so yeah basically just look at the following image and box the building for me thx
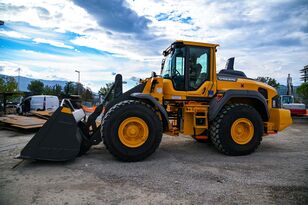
[300,65,308,82]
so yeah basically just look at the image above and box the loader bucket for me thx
[18,106,84,161]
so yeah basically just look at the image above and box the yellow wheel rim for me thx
[231,118,254,145]
[118,117,149,148]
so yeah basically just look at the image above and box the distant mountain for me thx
[0,74,68,92]
[277,85,287,95]
[277,84,299,97]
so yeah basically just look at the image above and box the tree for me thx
[43,84,62,96]
[0,76,18,92]
[98,83,113,97]
[63,81,77,96]
[52,84,62,96]
[297,83,308,104]
[257,77,280,89]
[27,80,44,95]
[82,88,93,101]
[43,85,53,95]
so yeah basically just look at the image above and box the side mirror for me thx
[160,58,165,74]
[151,71,157,77]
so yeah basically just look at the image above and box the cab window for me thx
[188,47,209,90]
[162,46,186,90]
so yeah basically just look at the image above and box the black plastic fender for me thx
[130,93,169,131]
[209,90,269,121]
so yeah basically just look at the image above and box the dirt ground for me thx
[0,118,307,205]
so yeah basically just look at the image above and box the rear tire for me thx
[101,100,162,162]
[210,104,263,155]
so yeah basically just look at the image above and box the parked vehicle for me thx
[5,102,18,114]
[280,95,306,115]
[17,95,59,114]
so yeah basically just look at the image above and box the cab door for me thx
[162,44,215,100]
[186,46,215,98]
[161,45,188,100]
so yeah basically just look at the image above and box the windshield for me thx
[281,96,294,104]
[161,47,185,78]
[160,46,186,90]
[161,54,172,78]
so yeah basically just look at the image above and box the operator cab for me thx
[161,41,216,91]
[280,95,294,104]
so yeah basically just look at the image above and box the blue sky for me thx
[0,0,307,92]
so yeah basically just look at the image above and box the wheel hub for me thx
[231,118,254,145]
[118,117,149,148]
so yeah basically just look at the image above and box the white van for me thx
[17,95,59,114]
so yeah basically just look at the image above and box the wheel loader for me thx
[18,40,292,162]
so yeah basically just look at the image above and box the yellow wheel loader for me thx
[18,40,292,162]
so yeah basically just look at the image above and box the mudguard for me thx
[209,90,269,121]
[130,93,169,130]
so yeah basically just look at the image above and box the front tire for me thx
[101,100,162,162]
[210,104,263,155]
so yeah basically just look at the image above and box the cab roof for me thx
[175,40,219,48]
[162,40,219,56]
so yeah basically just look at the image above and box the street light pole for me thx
[75,70,80,83]
[17,68,20,91]
[75,70,80,95]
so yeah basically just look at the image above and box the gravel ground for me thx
[0,118,307,205]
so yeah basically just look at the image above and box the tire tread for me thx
[101,100,162,161]
[210,103,263,155]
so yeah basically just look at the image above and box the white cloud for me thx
[0,30,30,39]
[0,49,161,91]
[0,0,307,89]
[1,0,97,34]
[33,38,74,49]
[126,0,308,85]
